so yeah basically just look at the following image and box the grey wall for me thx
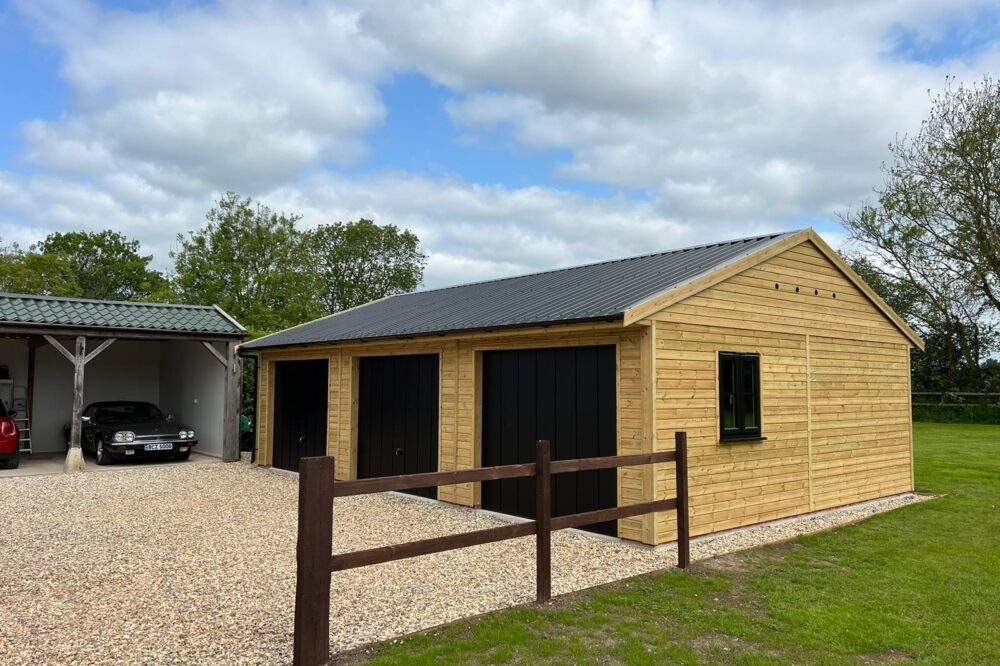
[0,339,29,408]
[159,340,226,457]
[32,340,162,453]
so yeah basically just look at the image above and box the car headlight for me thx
[113,431,135,443]
[178,431,188,439]
[186,430,195,439]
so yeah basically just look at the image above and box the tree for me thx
[34,230,168,301]
[842,76,1000,391]
[171,192,324,338]
[0,242,82,297]
[308,219,426,313]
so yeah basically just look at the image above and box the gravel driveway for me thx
[0,459,924,665]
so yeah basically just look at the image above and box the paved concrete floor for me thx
[0,450,220,478]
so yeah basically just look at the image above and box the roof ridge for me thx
[409,230,800,297]
[0,291,218,311]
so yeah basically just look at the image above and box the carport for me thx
[0,292,246,469]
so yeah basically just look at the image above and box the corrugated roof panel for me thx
[243,231,800,349]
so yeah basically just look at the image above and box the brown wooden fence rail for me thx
[292,431,691,666]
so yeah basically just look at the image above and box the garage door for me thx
[482,345,617,536]
[272,359,329,472]
[357,354,439,499]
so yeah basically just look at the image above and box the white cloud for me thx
[16,0,391,192]
[2,0,998,291]
[367,0,1000,222]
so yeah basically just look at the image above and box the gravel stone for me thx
[0,458,927,665]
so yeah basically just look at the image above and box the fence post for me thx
[535,439,552,603]
[294,456,335,666]
[674,432,690,569]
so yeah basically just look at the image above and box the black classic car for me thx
[70,401,197,465]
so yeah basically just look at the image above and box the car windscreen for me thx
[96,403,164,422]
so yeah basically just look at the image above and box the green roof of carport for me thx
[0,292,245,337]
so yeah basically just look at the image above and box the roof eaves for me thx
[241,312,625,352]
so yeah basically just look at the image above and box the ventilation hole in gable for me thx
[795,286,800,293]
[832,293,837,299]
[814,289,819,295]
[774,283,780,290]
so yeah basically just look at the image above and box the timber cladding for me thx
[649,241,914,541]
[254,238,916,546]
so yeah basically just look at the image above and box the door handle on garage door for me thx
[394,448,404,456]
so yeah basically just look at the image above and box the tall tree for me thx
[34,230,168,301]
[0,242,82,297]
[171,192,324,337]
[848,255,995,391]
[308,219,426,313]
[843,76,1000,391]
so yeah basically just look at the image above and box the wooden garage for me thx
[243,228,923,546]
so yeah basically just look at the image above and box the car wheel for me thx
[95,439,112,466]
[174,449,191,461]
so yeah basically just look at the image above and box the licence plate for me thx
[144,442,173,451]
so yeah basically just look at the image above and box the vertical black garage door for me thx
[272,359,329,473]
[357,354,439,499]
[482,345,617,535]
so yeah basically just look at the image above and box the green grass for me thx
[342,424,1000,665]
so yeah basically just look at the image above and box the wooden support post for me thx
[535,439,552,603]
[675,431,690,569]
[64,336,87,473]
[294,456,335,666]
[222,341,241,463]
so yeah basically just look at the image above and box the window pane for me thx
[720,355,736,394]
[743,392,757,428]
[742,358,756,394]
[720,355,737,430]
[722,394,736,429]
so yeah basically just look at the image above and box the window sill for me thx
[719,436,768,445]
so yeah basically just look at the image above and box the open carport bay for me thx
[0,338,228,457]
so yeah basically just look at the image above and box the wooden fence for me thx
[293,431,691,666]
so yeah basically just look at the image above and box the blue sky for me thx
[0,1,997,286]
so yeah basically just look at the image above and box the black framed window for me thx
[719,352,761,441]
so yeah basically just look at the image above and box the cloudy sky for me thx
[1,0,998,288]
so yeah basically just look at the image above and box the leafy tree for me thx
[171,192,324,338]
[842,76,1000,391]
[0,242,82,296]
[308,218,426,313]
[34,230,168,301]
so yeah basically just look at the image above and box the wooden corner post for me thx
[675,431,690,569]
[535,439,552,603]
[294,456,335,666]
[65,336,87,473]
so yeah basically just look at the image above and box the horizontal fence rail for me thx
[293,432,690,666]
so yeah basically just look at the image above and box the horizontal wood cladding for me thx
[652,323,810,540]
[810,339,912,509]
[650,240,914,543]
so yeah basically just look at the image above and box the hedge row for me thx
[913,404,1000,425]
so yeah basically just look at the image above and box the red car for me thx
[0,400,19,469]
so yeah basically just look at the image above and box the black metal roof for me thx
[243,230,800,350]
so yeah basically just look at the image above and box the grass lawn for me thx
[342,423,1000,665]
